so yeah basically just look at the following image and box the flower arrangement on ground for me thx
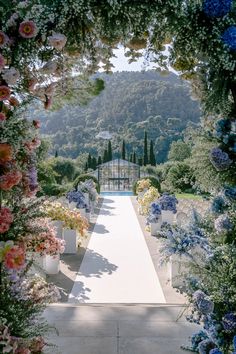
[137,186,160,215]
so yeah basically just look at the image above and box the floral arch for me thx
[0,0,236,353]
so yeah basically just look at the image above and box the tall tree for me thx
[103,149,108,163]
[97,155,102,165]
[107,140,112,161]
[122,140,126,160]
[138,157,143,166]
[149,140,156,166]
[133,151,136,164]
[87,153,92,169]
[92,156,97,170]
[55,150,58,158]
[143,130,148,166]
[129,153,133,162]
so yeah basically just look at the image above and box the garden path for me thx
[68,196,166,303]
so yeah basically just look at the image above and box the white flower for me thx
[2,67,20,85]
[48,33,67,50]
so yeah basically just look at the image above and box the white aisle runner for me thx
[68,196,166,303]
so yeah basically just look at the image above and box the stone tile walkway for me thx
[68,196,165,303]
[44,305,198,354]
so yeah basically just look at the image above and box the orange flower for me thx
[0,143,13,163]
[4,245,25,270]
[0,170,22,190]
[9,96,19,106]
[0,85,10,101]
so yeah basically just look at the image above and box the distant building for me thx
[94,158,140,191]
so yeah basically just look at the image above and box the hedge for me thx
[73,174,100,193]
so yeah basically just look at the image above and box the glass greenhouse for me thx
[97,159,140,191]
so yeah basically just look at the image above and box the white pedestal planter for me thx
[84,193,90,205]
[63,228,79,254]
[45,254,60,274]
[170,254,189,288]
[150,221,162,236]
[51,220,63,239]
[161,210,174,225]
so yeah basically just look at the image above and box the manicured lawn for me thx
[175,193,204,200]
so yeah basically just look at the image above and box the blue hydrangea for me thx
[214,214,233,232]
[198,339,216,354]
[222,26,236,51]
[222,313,236,332]
[150,202,162,215]
[197,298,214,315]
[193,290,207,302]
[211,196,226,213]
[224,186,236,201]
[191,331,209,351]
[209,147,232,171]
[66,190,88,209]
[203,0,232,18]
[209,349,223,354]
[233,335,236,350]
[146,213,161,224]
[157,193,178,213]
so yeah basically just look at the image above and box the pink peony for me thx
[0,207,13,233]
[0,112,6,121]
[0,31,8,48]
[0,85,11,101]
[0,170,22,191]
[0,54,5,71]
[48,32,67,50]
[19,20,38,39]
[4,245,25,270]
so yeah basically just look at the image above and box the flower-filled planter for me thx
[26,252,46,270]
[51,220,63,239]
[147,203,162,236]
[63,228,79,254]
[157,193,178,225]
[150,220,162,236]
[170,254,190,288]
[45,254,60,274]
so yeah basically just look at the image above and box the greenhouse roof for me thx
[98,158,139,167]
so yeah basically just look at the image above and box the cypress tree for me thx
[138,157,143,166]
[97,155,102,165]
[103,149,108,163]
[122,140,126,160]
[133,151,136,164]
[85,162,88,171]
[143,130,148,166]
[149,140,156,166]
[92,156,97,170]
[55,150,58,158]
[129,153,133,162]
[88,153,92,169]
[108,140,112,161]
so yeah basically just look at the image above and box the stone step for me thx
[44,305,198,354]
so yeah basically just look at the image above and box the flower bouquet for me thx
[157,193,178,224]
[138,187,160,215]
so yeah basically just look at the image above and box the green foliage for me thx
[122,140,126,160]
[49,157,77,184]
[133,177,161,195]
[161,161,194,193]
[38,71,200,162]
[168,139,191,161]
[149,140,156,166]
[73,174,100,193]
[108,140,112,161]
[38,183,72,197]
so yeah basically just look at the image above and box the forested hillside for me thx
[39,71,201,163]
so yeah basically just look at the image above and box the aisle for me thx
[68,196,166,303]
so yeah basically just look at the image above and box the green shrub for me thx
[133,176,161,195]
[38,183,72,197]
[73,174,100,193]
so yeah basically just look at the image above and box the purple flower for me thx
[209,147,232,171]
[66,190,88,209]
[190,331,209,351]
[203,0,232,17]
[28,166,38,191]
[214,214,232,232]
[193,290,207,302]
[150,202,162,215]
[222,26,236,51]
[222,312,236,332]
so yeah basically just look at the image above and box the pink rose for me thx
[19,20,38,39]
